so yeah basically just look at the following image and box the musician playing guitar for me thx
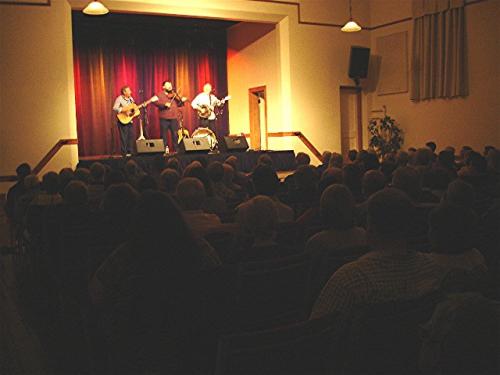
[113,85,136,156]
[191,83,230,135]
[152,81,187,153]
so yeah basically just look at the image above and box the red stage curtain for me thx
[73,14,229,157]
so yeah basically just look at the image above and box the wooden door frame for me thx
[249,86,268,150]
[339,85,363,151]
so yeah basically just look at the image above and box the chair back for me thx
[234,252,312,330]
[345,292,443,374]
[215,311,347,375]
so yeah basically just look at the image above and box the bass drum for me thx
[191,127,218,151]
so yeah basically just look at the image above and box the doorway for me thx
[339,86,363,156]
[249,86,268,150]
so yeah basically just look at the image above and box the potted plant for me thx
[368,106,404,158]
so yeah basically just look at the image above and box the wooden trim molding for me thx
[253,0,489,30]
[0,0,50,6]
[0,138,78,183]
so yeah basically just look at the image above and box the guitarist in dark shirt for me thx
[152,81,187,153]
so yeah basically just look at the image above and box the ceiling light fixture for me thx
[341,0,361,33]
[83,1,109,16]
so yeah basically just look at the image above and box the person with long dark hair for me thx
[90,191,216,373]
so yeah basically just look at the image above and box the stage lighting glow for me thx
[83,1,109,16]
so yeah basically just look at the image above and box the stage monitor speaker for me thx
[220,135,249,152]
[349,46,370,79]
[181,137,211,153]
[136,139,165,154]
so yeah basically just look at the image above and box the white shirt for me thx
[191,92,221,120]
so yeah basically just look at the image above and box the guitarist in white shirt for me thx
[191,83,229,135]
[112,85,135,156]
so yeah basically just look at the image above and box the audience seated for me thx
[235,195,281,262]
[310,188,444,319]
[3,143,499,375]
[158,168,180,195]
[306,184,366,257]
[89,191,217,373]
[251,164,294,223]
[176,177,222,237]
[427,203,487,285]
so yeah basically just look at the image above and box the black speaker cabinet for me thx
[136,139,165,154]
[220,135,249,152]
[349,46,370,79]
[181,137,211,153]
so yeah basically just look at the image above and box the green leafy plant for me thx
[368,110,404,158]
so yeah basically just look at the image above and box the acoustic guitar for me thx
[197,95,231,119]
[117,95,158,125]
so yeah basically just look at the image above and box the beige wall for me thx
[367,0,500,150]
[0,0,78,193]
[1,0,497,193]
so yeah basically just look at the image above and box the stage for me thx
[78,150,296,174]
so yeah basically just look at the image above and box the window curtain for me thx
[411,0,468,101]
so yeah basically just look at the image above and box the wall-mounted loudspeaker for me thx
[220,136,249,152]
[136,139,165,154]
[181,137,211,153]
[349,46,370,85]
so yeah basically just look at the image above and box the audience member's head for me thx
[362,169,386,199]
[257,154,273,168]
[426,141,437,153]
[224,155,239,171]
[237,195,277,240]
[444,179,474,209]
[101,183,138,217]
[438,150,456,170]
[320,184,356,230]
[380,159,398,182]
[321,151,332,166]
[328,152,343,169]
[464,151,487,175]
[251,164,279,197]
[130,191,201,271]
[176,177,206,211]
[428,203,478,254]
[414,148,434,167]
[222,163,236,187]
[64,180,88,207]
[41,172,60,195]
[165,157,181,174]
[396,150,410,167]
[104,168,126,188]
[422,167,451,192]
[74,167,91,184]
[295,152,311,168]
[59,168,74,192]
[24,174,40,191]
[125,159,141,177]
[15,163,31,180]
[159,168,180,194]
[348,149,358,163]
[90,162,106,185]
[392,166,421,201]
[183,162,213,196]
[194,156,208,169]
[367,188,413,243]
[486,148,500,174]
[207,161,225,183]
[364,152,380,171]
[321,167,343,184]
[137,174,158,192]
[343,164,363,198]
[294,165,318,190]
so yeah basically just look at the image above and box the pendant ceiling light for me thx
[341,0,361,32]
[83,1,109,16]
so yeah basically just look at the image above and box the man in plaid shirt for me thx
[311,188,444,319]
